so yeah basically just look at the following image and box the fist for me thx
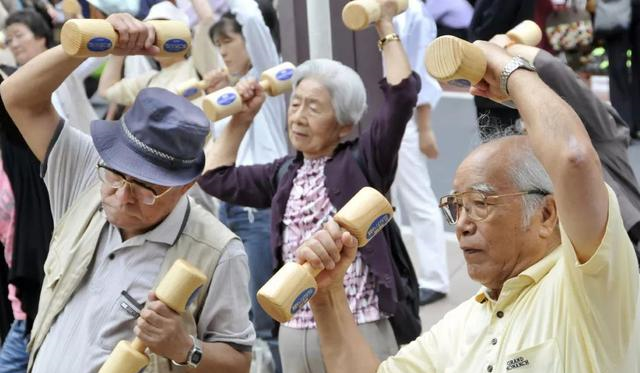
[469,40,514,102]
[105,13,158,56]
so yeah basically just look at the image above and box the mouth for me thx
[461,247,483,257]
[291,130,308,138]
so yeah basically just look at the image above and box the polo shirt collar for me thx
[145,195,190,246]
[474,247,561,304]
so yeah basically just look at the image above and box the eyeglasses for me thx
[439,190,548,225]
[96,163,173,206]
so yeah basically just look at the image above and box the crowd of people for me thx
[0,0,637,373]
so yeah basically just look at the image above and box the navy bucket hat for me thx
[90,87,209,187]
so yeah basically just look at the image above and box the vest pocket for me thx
[502,339,562,373]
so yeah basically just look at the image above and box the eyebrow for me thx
[451,183,496,195]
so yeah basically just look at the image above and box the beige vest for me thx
[28,183,237,372]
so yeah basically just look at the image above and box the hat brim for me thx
[90,119,205,187]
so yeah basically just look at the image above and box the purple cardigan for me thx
[198,73,420,315]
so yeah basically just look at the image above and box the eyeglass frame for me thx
[438,189,549,225]
[96,162,173,206]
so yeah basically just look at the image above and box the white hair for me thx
[481,130,554,226]
[292,59,367,126]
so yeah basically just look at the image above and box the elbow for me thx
[0,78,16,108]
[561,140,600,174]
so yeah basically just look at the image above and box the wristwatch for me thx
[172,335,203,368]
[500,56,536,96]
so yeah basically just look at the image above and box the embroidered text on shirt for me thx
[506,356,530,370]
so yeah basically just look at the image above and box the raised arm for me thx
[228,0,279,75]
[1,13,158,162]
[0,46,82,161]
[97,55,126,98]
[472,41,607,262]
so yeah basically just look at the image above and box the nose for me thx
[455,207,476,238]
[114,183,136,204]
[289,105,305,124]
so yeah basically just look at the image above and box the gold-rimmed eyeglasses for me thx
[96,163,173,206]
[439,190,548,225]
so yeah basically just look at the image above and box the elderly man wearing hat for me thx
[0,12,254,373]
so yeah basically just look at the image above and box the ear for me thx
[338,124,353,139]
[538,195,558,239]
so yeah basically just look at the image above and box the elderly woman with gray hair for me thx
[198,6,418,372]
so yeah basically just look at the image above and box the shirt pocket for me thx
[97,289,146,351]
[501,339,563,373]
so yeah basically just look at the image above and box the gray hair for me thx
[292,59,367,126]
[482,130,554,226]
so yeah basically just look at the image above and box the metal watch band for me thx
[499,56,536,96]
[171,335,203,368]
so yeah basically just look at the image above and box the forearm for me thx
[416,104,432,133]
[0,45,83,160]
[376,20,411,85]
[204,117,250,172]
[509,70,607,258]
[310,289,381,373]
[190,342,251,373]
[1,46,83,112]
[191,0,215,22]
[98,55,125,98]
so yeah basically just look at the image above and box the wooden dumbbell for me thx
[202,62,295,121]
[174,78,209,100]
[257,187,393,323]
[61,19,191,58]
[98,259,207,373]
[424,20,542,85]
[342,0,408,31]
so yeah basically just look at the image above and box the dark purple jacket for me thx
[198,73,420,315]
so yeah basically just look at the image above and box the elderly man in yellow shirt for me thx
[292,41,640,373]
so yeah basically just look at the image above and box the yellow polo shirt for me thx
[379,185,640,373]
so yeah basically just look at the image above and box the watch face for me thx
[191,350,203,365]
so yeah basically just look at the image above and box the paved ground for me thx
[404,93,640,332]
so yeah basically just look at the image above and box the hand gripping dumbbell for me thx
[98,259,207,373]
[424,20,541,85]
[201,62,295,121]
[342,0,408,31]
[60,19,191,58]
[257,187,394,323]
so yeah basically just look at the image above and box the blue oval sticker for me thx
[366,213,391,240]
[163,38,188,53]
[182,87,199,97]
[275,68,294,81]
[217,92,237,106]
[290,287,316,314]
[86,37,112,52]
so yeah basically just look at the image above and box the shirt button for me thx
[487,365,493,372]
[108,253,115,260]
[491,338,498,345]
[496,311,504,318]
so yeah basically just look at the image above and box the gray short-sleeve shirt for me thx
[32,123,255,373]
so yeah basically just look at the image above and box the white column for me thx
[305,0,333,59]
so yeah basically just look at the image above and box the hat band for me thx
[120,118,198,165]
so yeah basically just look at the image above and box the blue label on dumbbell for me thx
[217,92,237,106]
[163,38,188,53]
[275,68,294,81]
[186,285,203,308]
[290,287,316,314]
[183,87,199,97]
[448,79,471,88]
[366,213,391,240]
[86,37,112,52]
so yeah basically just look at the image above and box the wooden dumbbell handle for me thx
[425,20,541,84]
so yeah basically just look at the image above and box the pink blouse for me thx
[281,157,382,329]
